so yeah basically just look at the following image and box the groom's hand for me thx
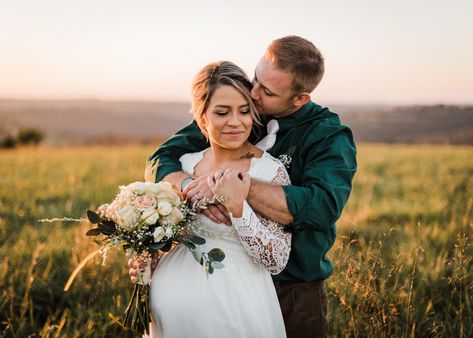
[183,175,231,225]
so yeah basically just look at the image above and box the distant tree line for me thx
[0,128,44,148]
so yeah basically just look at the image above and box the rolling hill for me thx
[1,99,472,145]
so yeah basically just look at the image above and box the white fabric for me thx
[255,119,279,151]
[146,149,291,338]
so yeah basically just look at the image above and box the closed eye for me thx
[263,90,275,97]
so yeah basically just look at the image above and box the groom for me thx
[149,36,357,337]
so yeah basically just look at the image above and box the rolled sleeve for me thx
[147,121,208,182]
[283,128,357,232]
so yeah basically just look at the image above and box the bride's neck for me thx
[207,141,253,168]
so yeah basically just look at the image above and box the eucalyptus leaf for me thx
[149,242,168,251]
[87,210,101,224]
[161,241,173,252]
[99,220,116,235]
[85,228,101,236]
[208,248,225,262]
[191,235,206,245]
[181,241,196,250]
[191,250,203,264]
[210,261,225,269]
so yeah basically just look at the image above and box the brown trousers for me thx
[274,280,328,338]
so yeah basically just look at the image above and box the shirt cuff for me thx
[281,185,306,231]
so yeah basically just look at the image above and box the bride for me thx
[145,61,291,338]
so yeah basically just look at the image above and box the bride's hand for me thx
[208,169,250,218]
[128,254,160,283]
[182,174,231,225]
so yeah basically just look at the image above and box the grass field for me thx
[1,144,472,337]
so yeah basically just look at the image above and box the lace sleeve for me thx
[230,166,291,274]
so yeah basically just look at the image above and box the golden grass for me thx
[0,144,472,337]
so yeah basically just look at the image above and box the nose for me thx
[250,83,260,100]
[227,111,242,127]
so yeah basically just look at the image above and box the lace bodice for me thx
[180,150,292,274]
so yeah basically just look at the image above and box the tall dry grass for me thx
[0,144,472,337]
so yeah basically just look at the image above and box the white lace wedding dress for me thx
[146,149,291,338]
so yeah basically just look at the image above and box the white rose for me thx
[159,192,180,205]
[157,201,173,216]
[160,208,184,226]
[134,192,157,211]
[153,227,165,242]
[142,208,160,225]
[165,226,174,238]
[118,205,139,231]
[127,182,148,195]
[145,182,161,194]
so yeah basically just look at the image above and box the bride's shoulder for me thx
[179,149,208,174]
[250,152,288,182]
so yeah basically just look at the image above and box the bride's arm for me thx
[229,166,292,274]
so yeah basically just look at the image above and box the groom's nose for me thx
[250,83,260,101]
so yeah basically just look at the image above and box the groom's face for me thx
[251,55,297,118]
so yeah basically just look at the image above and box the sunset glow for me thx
[1,0,472,104]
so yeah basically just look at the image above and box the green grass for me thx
[1,144,472,337]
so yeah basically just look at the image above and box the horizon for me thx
[1,1,472,105]
[1,97,472,107]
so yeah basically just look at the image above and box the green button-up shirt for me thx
[149,101,357,282]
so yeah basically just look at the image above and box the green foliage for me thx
[0,135,17,148]
[0,144,472,337]
[17,128,44,146]
[0,128,45,149]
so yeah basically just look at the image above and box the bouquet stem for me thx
[124,284,151,334]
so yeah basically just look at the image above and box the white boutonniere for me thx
[278,154,292,169]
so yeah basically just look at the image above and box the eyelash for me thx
[215,110,250,116]
[253,78,274,97]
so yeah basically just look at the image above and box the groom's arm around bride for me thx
[147,36,357,338]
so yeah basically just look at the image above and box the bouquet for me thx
[54,181,225,334]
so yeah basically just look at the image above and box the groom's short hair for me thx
[266,35,325,95]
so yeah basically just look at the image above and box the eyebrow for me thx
[213,103,250,109]
[254,73,278,96]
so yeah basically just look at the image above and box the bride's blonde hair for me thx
[190,61,260,139]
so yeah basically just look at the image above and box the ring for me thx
[194,192,201,200]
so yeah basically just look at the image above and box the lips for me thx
[222,131,245,138]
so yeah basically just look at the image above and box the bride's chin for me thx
[215,142,245,151]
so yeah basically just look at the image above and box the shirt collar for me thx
[274,101,316,133]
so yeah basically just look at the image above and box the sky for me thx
[1,0,472,105]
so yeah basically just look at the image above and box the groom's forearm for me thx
[247,179,294,225]
[162,172,190,191]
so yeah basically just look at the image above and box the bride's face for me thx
[202,85,253,150]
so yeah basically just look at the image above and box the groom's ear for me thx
[292,92,311,108]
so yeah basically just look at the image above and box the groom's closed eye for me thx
[253,74,276,97]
